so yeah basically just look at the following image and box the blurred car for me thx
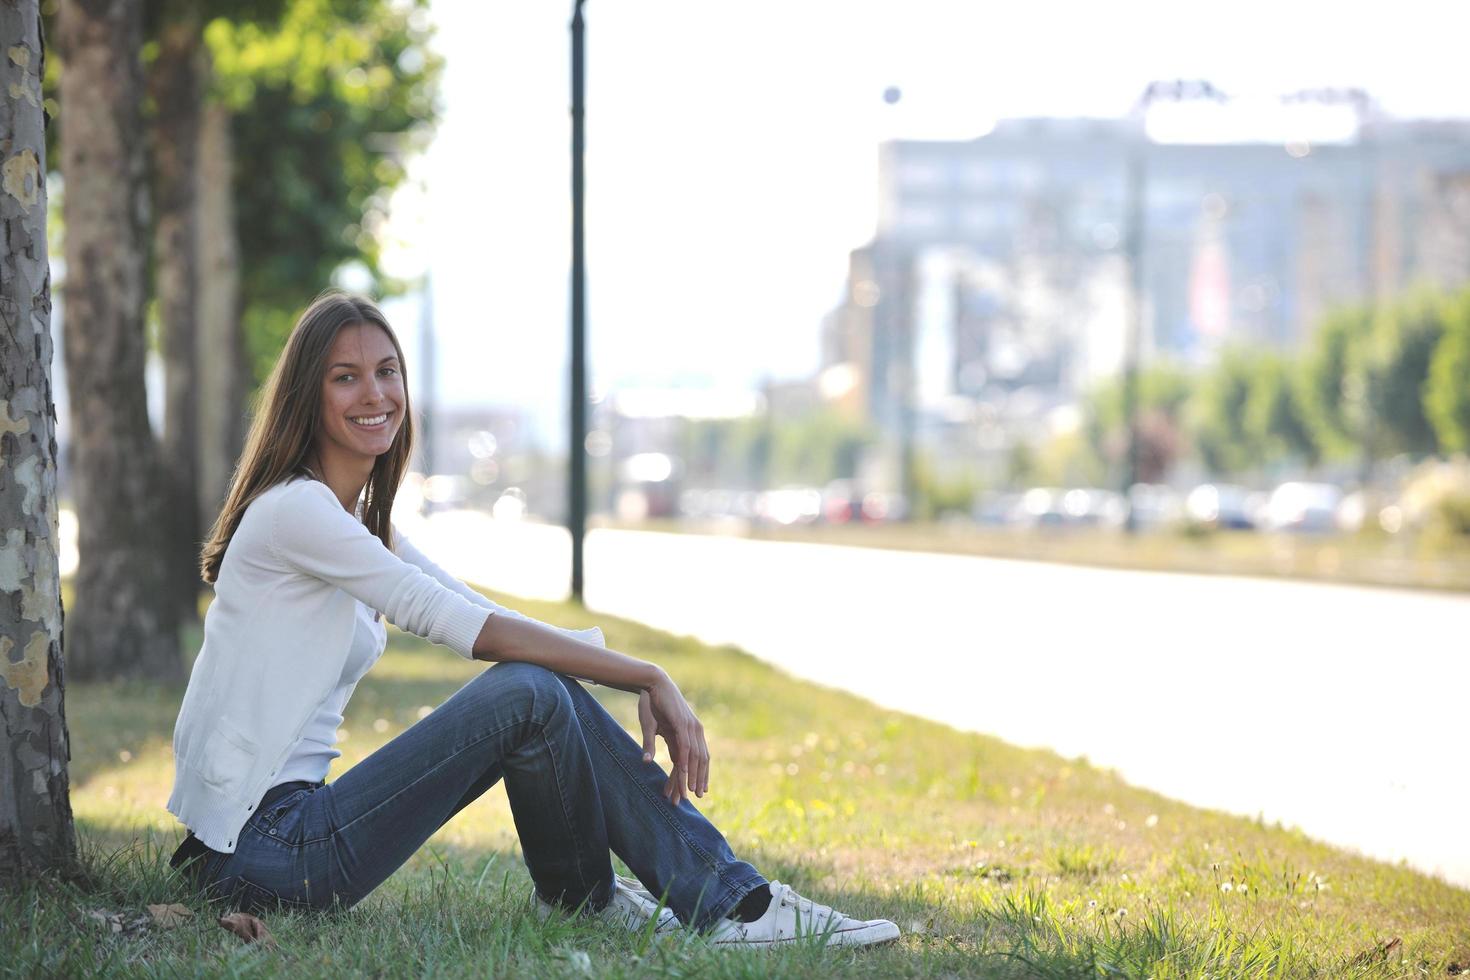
[973,491,1023,526]
[756,487,823,526]
[821,480,865,524]
[1014,487,1124,528]
[1261,481,1343,533]
[1185,483,1258,530]
[1126,483,1184,530]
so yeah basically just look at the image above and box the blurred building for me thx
[823,114,1470,457]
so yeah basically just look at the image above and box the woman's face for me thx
[315,322,406,466]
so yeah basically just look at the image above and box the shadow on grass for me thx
[11,821,1405,980]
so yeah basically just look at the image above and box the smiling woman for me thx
[315,324,407,501]
[171,290,899,948]
[198,292,416,582]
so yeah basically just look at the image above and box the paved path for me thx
[402,511,1470,888]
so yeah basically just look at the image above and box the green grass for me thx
[8,593,1469,978]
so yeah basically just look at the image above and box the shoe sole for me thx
[534,892,681,934]
[713,920,901,948]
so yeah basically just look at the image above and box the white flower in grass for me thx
[1238,883,1248,894]
[552,948,592,975]
[1144,814,1159,828]
[1220,882,1233,893]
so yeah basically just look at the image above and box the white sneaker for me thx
[708,881,900,948]
[533,874,681,934]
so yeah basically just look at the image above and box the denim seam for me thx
[570,695,752,924]
[536,720,598,907]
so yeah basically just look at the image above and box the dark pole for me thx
[418,272,436,478]
[1121,104,1146,532]
[569,0,588,601]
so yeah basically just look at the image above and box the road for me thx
[401,510,1470,888]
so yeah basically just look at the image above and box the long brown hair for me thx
[200,290,414,584]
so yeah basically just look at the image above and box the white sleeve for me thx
[268,482,489,658]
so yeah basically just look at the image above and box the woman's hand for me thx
[638,670,709,806]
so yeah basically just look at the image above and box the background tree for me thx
[1189,348,1259,478]
[194,94,248,524]
[1083,363,1191,485]
[1299,304,1373,460]
[768,408,873,486]
[1244,352,1319,469]
[1361,290,1446,459]
[1,0,76,880]
[58,0,179,680]
[1425,288,1470,453]
[205,0,441,383]
[147,0,209,620]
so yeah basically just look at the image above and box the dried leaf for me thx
[86,909,123,933]
[1352,936,1403,965]
[147,903,194,929]
[218,911,276,948]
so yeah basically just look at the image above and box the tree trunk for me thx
[195,98,247,530]
[148,12,204,620]
[58,0,179,682]
[0,0,77,882]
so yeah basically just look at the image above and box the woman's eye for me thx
[378,367,398,378]
[334,374,354,383]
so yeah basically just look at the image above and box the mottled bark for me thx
[58,0,179,681]
[0,0,77,882]
[195,98,246,531]
[148,12,203,618]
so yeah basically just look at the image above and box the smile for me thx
[350,413,391,427]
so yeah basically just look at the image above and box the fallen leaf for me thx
[148,903,194,929]
[1352,936,1403,965]
[86,909,123,933]
[218,911,276,949]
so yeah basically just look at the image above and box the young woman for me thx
[167,291,899,947]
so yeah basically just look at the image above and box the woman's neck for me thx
[310,446,374,513]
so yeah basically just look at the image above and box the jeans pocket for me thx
[249,788,312,841]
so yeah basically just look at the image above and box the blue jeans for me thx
[193,662,766,931]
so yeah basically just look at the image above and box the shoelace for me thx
[614,880,679,931]
[771,881,842,928]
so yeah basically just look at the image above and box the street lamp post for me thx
[1120,79,1227,532]
[1121,106,1146,532]
[569,0,588,601]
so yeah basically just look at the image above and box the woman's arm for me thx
[472,613,654,690]
[473,614,711,803]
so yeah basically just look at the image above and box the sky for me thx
[379,0,1469,449]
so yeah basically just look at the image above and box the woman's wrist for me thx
[641,663,668,692]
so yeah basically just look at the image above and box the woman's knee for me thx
[480,661,572,719]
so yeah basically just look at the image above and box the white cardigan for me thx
[166,477,604,852]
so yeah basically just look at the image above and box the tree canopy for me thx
[205,0,441,380]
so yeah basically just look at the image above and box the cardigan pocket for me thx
[198,719,258,795]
